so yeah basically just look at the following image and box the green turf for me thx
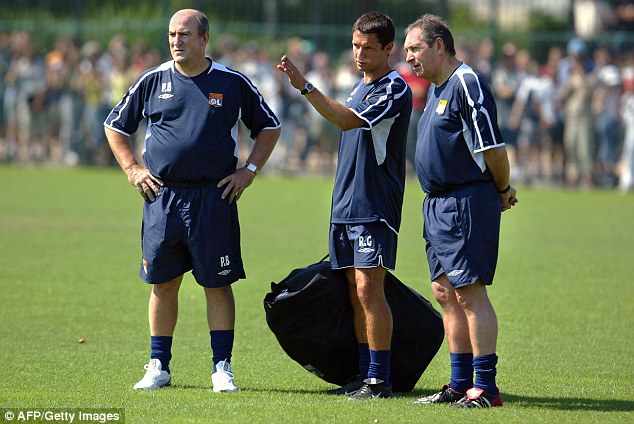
[1,165,633,423]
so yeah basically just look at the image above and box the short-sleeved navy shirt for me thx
[416,63,504,195]
[104,59,280,183]
[331,70,412,233]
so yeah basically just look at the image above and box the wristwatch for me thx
[497,184,511,194]
[300,82,314,95]
[244,162,258,175]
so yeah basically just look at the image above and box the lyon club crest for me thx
[209,93,223,107]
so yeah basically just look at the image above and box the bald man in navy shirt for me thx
[105,9,280,392]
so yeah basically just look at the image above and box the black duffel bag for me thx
[263,258,444,392]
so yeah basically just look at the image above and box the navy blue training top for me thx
[104,59,280,183]
[331,70,412,233]
[416,63,504,195]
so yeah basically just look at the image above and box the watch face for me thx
[301,83,314,95]
[246,163,257,173]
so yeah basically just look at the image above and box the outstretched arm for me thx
[277,55,365,131]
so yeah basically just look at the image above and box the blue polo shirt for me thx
[331,70,412,233]
[416,63,504,195]
[104,59,280,183]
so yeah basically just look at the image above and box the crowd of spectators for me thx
[490,37,634,191]
[1,30,633,192]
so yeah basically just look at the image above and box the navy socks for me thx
[449,352,498,395]
[449,352,473,393]
[358,343,370,380]
[474,353,498,396]
[150,336,173,373]
[210,329,234,367]
[150,331,236,373]
[367,349,391,386]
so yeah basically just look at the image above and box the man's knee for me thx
[455,281,488,311]
[430,278,455,306]
[204,285,234,302]
[355,281,378,305]
[347,272,384,308]
[152,276,182,297]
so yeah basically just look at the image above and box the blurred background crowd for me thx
[1,0,634,192]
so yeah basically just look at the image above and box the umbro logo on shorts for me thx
[158,93,174,99]
[218,269,231,276]
[447,269,464,277]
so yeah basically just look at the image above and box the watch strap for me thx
[244,162,258,175]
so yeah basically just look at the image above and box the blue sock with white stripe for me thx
[150,336,173,373]
[474,353,498,396]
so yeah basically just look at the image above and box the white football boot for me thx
[211,360,238,393]
[133,359,171,390]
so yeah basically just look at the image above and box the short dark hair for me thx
[195,10,209,36]
[352,11,395,49]
[405,14,455,57]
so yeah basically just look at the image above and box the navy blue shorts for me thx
[423,182,501,288]
[140,182,245,288]
[329,222,398,270]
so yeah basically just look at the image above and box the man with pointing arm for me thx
[278,11,412,399]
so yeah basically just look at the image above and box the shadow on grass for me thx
[407,389,634,412]
[166,385,634,412]
[503,394,634,412]
[169,384,322,395]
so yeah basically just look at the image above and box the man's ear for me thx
[385,41,394,56]
[434,37,444,53]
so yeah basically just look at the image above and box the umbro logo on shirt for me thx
[159,82,173,99]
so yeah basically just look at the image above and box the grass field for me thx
[1,165,633,424]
